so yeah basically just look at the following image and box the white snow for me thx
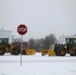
[0,53,76,75]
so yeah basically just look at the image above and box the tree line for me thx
[12,34,58,52]
[27,34,58,52]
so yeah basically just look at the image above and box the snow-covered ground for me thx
[0,53,76,75]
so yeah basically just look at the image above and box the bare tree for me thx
[42,34,57,50]
[43,36,50,49]
[27,34,58,52]
[39,38,46,50]
[34,39,41,52]
[41,35,51,50]
[27,38,35,49]
[49,34,57,44]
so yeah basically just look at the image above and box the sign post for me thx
[17,24,27,66]
[20,35,23,66]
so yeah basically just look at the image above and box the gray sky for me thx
[0,0,76,41]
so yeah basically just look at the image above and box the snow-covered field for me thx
[0,53,76,75]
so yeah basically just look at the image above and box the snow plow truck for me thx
[0,38,36,55]
[42,38,76,56]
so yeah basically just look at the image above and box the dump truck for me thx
[42,38,76,56]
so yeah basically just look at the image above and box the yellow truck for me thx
[0,38,36,55]
[41,38,76,56]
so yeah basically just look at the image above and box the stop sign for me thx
[17,24,27,35]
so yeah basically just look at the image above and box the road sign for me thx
[17,24,27,66]
[17,24,27,35]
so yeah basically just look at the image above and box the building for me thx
[0,29,12,44]
[59,34,76,44]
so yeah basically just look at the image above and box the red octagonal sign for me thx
[17,24,27,35]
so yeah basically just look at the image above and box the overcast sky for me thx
[0,0,76,41]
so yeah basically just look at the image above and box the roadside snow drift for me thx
[0,53,76,75]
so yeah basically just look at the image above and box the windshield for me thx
[0,38,9,44]
[66,38,76,44]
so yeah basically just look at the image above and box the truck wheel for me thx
[54,49,59,56]
[22,50,26,55]
[70,50,76,56]
[10,51,14,55]
[42,54,45,56]
[13,47,20,55]
[0,48,5,55]
[74,50,76,56]
[70,53,74,56]
[49,54,51,56]
[58,49,66,56]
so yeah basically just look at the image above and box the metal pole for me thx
[20,35,23,66]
